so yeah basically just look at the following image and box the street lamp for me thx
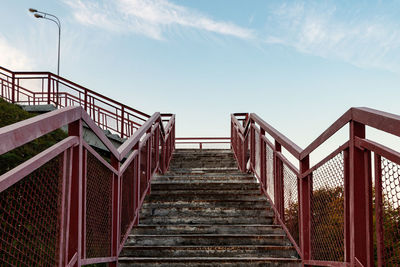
[29,8,61,77]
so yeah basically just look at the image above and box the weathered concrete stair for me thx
[119,149,300,266]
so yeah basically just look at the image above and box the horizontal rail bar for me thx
[176,137,230,140]
[250,113,302,159]
[300,141,349,179]
[0,136,78,192]
[0,106,81,154]
[355,137,400,165]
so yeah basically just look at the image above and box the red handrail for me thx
[0,66,154,138]
[0,105,175,266]
[176,137,230,149]
[231,107,400,267]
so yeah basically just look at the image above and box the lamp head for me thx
[34,13,43,18]
[29,8,38,13]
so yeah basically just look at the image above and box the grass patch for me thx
[0,98,67,175]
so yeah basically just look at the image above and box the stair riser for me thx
[142,200,270,208]
[132,226,284,235]
[139,217,273,225]
[140,208,273,217]
[120,247,298,258]
[151,184,260,190]
[149,190,262,196]
[119,261,300,267]
[146,195,268,202]
[126,236,290,246]
[167,169,241,174]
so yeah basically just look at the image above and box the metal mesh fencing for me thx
[0,154,64,266]
[120,158,137,244]
[85,151,113,258]
[380,157,400,265]
[311,152,345,262]
[140,143,149,197]
[266,144,275,203]
[283,164,299,246]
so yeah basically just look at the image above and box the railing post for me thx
[47,73,51,104]
[374,154,384,267]
[146,129,152,195]
[67,119,83,266]
[343,148,351,262]
[260,128,266,193]
[349,121,373,267]
[11,72,15,103]
[250,120,255,171]
[242,133,248,172]
[110,155,120,267]
[134,143,141,224]
[274,141,284,219]
[299,155,311,261]
[84,90,88,112]
[121,106,125,139]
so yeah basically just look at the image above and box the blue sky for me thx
[1,0,400,158]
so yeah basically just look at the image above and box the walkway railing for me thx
[176,137,230,149]
[231,108,400,267]
[0,66,150,138]
[0,106,175,266]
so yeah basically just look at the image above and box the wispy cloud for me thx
[264,2,400,73]
[0,35,33,70]
[64,0,255,40]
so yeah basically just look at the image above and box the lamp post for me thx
[29,8,61,77]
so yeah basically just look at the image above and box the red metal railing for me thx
[231,108,400,267]
[0,106,175,266]
[0,66,151,138]
[176,137,230,149]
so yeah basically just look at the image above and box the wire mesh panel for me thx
[266,144,275,203]
[140,142,149,198]
[0,154,64,266]
[85,151,113,258]
[283,164,299,246]
[380,157,400,265]
[120,158,137,244]
[311,152,345,261]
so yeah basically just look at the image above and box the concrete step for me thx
[169,162,238,169]
[131,225,284,235]
[118,257,301,267]
[151,182,260,190]
[141,200,270,209]
[167,168,240,174]
[125,234,291,246]
[139,206,273,217]
[146,193,268,202]
[120,245,298,258]
[149,189,262,196]
[153,174,254,180]
[139,215,273,225]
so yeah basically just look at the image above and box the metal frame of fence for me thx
[0,106,175,266]
[0,66,151,138]
[231,108,400,267]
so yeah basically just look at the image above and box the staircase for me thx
[119,149,300,266]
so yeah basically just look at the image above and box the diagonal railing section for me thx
[0,66,151,138]
[0,106,175,266]
[231,108,400,267]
